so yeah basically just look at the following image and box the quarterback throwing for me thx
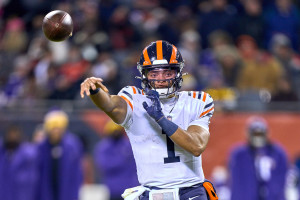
[80,40,218,200]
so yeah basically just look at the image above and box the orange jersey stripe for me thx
[131,86,137,94]
[200,107,214,117]
[156,40,163,60]
[202,92,207,102]
[121,96,133,111]
[143,48,151,65]
[169,45,178,64]
[193,91,196,98]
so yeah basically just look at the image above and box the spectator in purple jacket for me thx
[36,109,83,200]
[228,116,288,200]
[93,120,139,200]
[0,125,39,200]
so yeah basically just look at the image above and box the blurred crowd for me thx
[1,0,300,111]
[2,109,300,200]
[0,109,139,200]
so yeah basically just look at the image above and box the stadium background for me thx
[1,0,300,199]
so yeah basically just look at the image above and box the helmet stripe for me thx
[156,40,163,60]
[170,45,178,64]
[143,48,151,65]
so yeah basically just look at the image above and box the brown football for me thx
[42,10,73,42]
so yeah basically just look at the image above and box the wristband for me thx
[89,88,100,95]
[157,117,179,137]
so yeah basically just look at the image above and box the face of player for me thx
[147,68,177,88]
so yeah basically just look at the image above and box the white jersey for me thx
[118,86,214,188]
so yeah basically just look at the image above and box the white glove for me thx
[121,186,147,200]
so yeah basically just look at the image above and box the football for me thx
[42,10,73,42]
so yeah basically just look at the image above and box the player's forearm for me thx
[80,77,127,124]
[90,89,116,113]
[170,127,209,157]
[157,117,209,157]
[90,90,127,124]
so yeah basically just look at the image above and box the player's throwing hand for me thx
[80,77,109,98]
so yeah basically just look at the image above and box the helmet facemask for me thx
[138,64,184,98]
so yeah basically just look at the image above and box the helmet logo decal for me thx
[170,45,178,64]
[156,40,163,60]
[143,48,151,65]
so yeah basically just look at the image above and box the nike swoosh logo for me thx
[189,195,200,200]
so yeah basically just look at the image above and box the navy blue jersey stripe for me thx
[188,91,191,96]
[137,89,141,94]
[206,113,213,117]
[201,113,213,118]
[198,92,202,99]
[204,102,213,109]
[122,91,133,100]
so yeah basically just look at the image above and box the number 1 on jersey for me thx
[162,130,180,164]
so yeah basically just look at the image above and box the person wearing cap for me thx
[93,120,139,200]
[0,125,39,200]
[228,116,288,200]
[36,110,83,200]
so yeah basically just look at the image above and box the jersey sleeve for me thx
[189,92,214,132]
[117,86,135,127]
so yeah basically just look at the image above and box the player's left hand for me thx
[142,90,164,121]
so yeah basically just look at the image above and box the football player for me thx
[80,40,218,200]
